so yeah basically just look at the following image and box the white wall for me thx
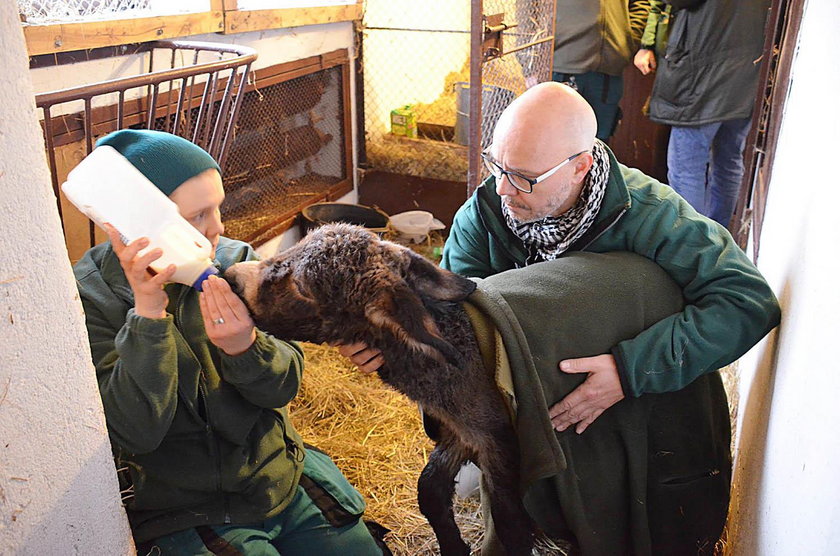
[0,4,134,554]
[728,1,840,554]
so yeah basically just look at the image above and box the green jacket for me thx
[640,0,670,56]
[441,145,780,397]
[74,237,308,543]
[553,0,651,76]
[645,0,770,125]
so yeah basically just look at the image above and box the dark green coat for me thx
[647,0,770,125]
[74,237,309,542]
[441,144,780,397]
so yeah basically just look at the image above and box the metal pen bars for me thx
[35,40,256,248]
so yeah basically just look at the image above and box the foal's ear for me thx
[366,283,466,369]
[403,249,476,302]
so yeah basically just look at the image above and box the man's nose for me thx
[495,174,520,196]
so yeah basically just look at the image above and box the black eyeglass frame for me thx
[481,150,589,194]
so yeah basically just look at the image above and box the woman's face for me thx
[169,169,225,259]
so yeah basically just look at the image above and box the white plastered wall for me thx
[0,4,134,554]
[727,1,840,554]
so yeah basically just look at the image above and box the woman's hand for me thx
[104,223,175,319]
[200,274,257,356]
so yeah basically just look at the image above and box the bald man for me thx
[436,82,780,553]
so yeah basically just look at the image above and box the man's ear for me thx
[572,152,594,185]
[403,249,476,302]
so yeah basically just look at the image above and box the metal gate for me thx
[359,0,554,193]
[468,0,556,193]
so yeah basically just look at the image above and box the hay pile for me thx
[289,343,569,555]
[288,342,484,554]
[365,135,468,182]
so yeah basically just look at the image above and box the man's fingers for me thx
[548,385,586,419]
[575,408,604,434]
[337,342,367,358]
[357,354,385,374]
[559,357,593,374]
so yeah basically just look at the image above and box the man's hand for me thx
[634,49,657,75]
[200,274,257,356]
[336,342,385,374]
[548,354,625,434]
[104,223,175,320]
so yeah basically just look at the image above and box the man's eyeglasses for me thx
[481,150,588,194]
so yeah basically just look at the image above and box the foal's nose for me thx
[224,261,259,298]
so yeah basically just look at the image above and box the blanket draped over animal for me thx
[462,252,731,555]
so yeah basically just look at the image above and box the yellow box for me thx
[390,105,417,138]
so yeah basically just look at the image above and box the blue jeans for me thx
[667,118,752,227]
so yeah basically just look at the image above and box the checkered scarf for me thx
[502,140,610,263]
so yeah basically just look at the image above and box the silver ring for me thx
[213,318,225,325]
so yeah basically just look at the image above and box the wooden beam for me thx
[223,4,362,34]
[23,12,224,56]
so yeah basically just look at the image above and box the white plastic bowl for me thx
[389,210,446,243]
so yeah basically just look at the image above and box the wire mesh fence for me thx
[360,0,554,185]
[221,66,349,245]
[34,41,255,261]
[17,0,205,23]
[361,0,471,182]
[479,0,555,160]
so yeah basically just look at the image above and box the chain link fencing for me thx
[478,0,555,181]
[361,0,472,182]
[18,0,205,24]
[220,66,349,245]
[360,0,554,185]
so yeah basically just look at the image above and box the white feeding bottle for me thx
[62,145,219,290]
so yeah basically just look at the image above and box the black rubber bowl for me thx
[300,202,390,235]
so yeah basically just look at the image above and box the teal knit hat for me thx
[95,129,221,195]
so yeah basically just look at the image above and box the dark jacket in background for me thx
[648,0,770,125]
[553,0,651,76]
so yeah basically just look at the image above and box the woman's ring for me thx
[214,318,225,325]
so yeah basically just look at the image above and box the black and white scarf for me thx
[502,140,610,263]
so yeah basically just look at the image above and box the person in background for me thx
[552,0,652,141]
[74,129,383,556]
[634,0,771,227]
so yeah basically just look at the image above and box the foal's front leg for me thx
[473,416,535,556]
[417,428,471,556]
